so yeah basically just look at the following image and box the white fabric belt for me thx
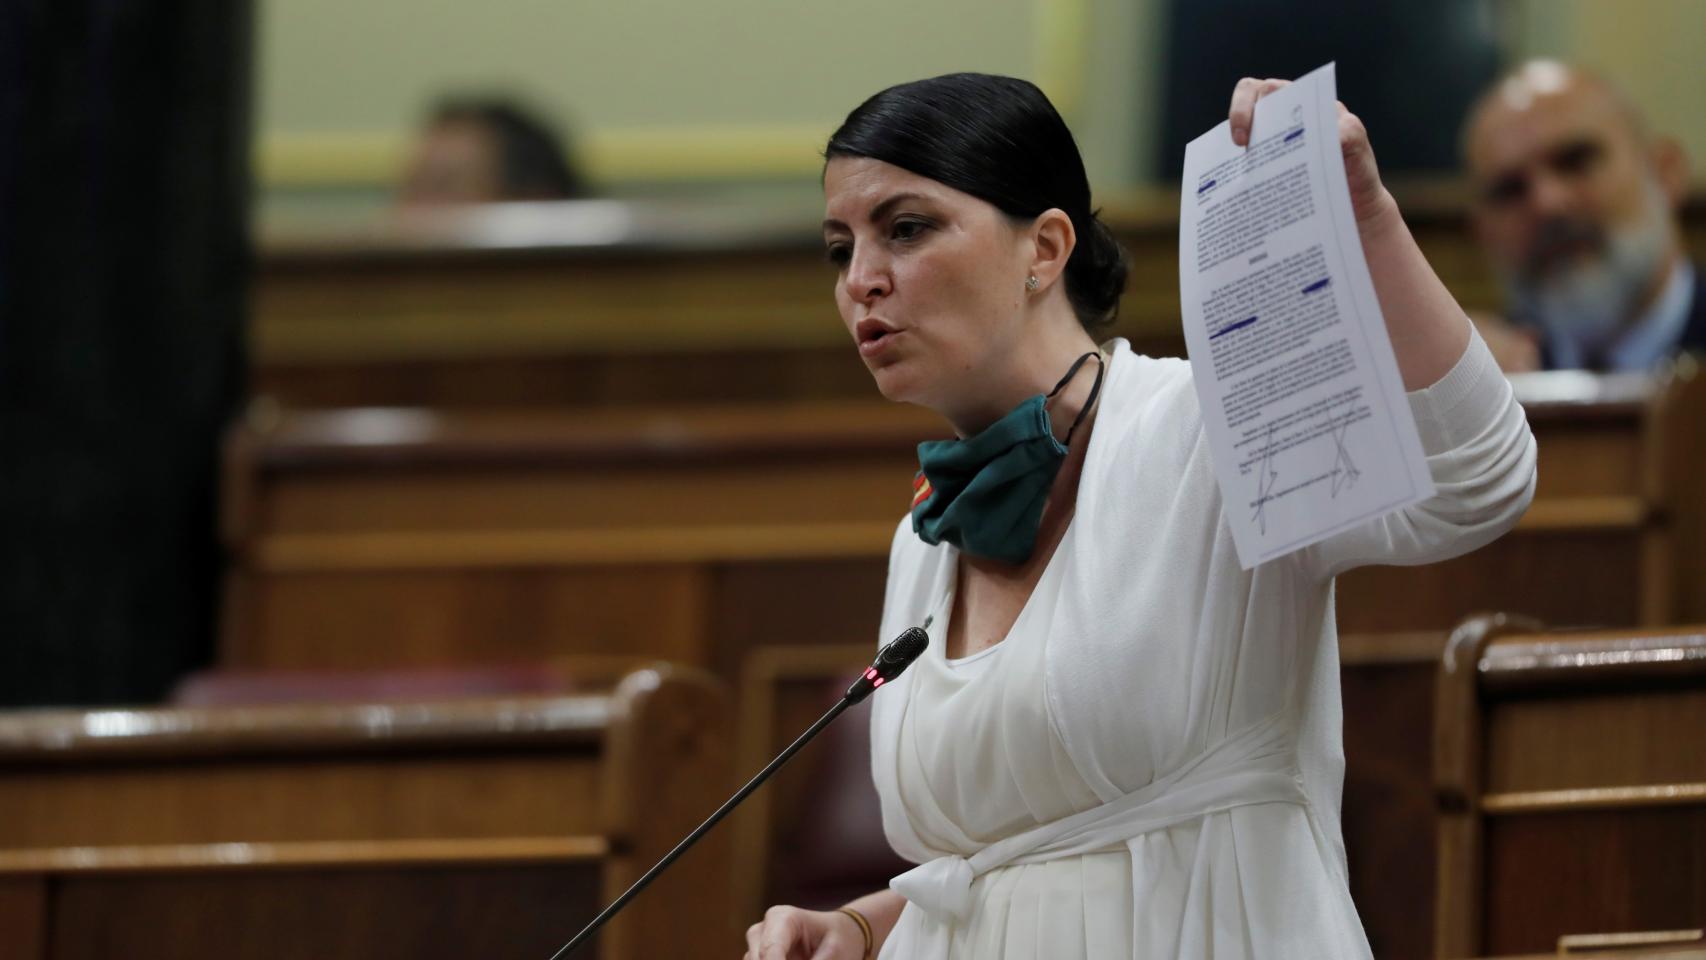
[888,712,1307,924]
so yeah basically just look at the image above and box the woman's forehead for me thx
[823,157,989,228]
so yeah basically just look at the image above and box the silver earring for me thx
[1025,275,1040,292]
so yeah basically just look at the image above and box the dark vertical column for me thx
[0,0,251,705]
[1154,0,1501,178]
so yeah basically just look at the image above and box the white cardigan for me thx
[870,324,1536,958]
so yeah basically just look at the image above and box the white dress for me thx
[871,327,1536,958]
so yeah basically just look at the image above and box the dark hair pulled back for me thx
[825,73,1128,333]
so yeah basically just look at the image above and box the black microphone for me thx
[844,626,928,703]
[547,626,930,959]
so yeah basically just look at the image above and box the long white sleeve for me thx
[1300,319,1538,581]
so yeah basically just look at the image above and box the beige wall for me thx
[256,0,1165,193]
[1509,0,1706,172]
[258,1,1706,198]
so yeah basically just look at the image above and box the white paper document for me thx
[1178,62,1434,570]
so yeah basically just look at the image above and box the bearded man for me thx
[1462,60,1701,372]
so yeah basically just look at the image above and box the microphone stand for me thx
[547,626,927,959]
[547,697,854,959]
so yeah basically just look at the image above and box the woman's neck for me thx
[940,322,1101,439]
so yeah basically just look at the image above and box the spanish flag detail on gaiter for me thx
[912,472,933,509]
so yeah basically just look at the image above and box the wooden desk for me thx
[221,364,1706,675]
[1341,360,1706,631]
[1434,619,1706,958]
[0,663,733,959]
[250,183,1586,409]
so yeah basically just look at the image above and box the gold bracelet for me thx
[836,906,873,960]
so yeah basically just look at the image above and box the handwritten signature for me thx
[1251,423,1280,535]
[1251,408,1363,535]
[1327,410,1362,497]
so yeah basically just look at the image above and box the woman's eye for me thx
[824,243,851,267]
[891,219,929,241]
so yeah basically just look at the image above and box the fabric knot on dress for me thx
[888,711,1308,925]
[889,855,977,922]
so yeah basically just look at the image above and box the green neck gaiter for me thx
[910,351,1105,564]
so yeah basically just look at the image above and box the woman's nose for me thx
[844,249,892,303]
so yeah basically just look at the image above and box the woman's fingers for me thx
[1228,77,1261,145]
[759,907,802,960]
[745,921,763,959]
[1228,77,1292,146]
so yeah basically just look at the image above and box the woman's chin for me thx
[868,362,927,405]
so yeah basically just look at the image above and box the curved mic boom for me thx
[547,624,930,958]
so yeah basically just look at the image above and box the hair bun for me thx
[1064,212,1129,332]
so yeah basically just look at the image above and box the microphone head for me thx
[875,626,929,680]
[844,626,930,704]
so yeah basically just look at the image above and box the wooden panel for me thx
[226,367,1698,672]
[1529,419,1644,498]
[245,194,1200,411]
[0,754,603,848]
[230,380,1692,671]
[247,192,1706,410]
[1486,693,1706,794]
[0,876,45,960]
[1483,808,1706,957]
[729,645,909,930]
[594,659,735,957]
[1434,621,1706,958]
[1341,656,1439,960]
[1339,529,1643,633]
[240,566,711,669]
[0,666,734,960]
[257,346,887,409]
[260,460,914,534]
[48,861,603,960]
[708,559,891,668]
[0,836,607,873]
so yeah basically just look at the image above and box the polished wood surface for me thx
[0,663,735,959]
[0,878,45,960]
[248,190,1706,411]
[1434,619,1706,958]
[223,365,1706,676]
[7,853,603,960]
[729,645,905,927]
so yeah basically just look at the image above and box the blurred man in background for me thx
[1462,60,1701,372]
[396,97,586,207]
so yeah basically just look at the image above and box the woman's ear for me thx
[1027,208,1077,292]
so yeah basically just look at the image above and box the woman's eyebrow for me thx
[822,192,930,232]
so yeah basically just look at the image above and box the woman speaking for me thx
[745,73,1535,959]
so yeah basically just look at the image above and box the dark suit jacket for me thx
[1682,263,1706,355]
[1540,262,1706,370]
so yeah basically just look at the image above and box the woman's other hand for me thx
[744,905,866,960]
[1227,77,1399,234]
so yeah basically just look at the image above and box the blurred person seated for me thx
[1462,60,1701,372]
[396,96,587,207]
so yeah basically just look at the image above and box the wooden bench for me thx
[0,662,733,959]
[728,645,911,927]
[221,362,1706,678]
[251,186,1706,410]
[1434,617,1706,958]
[248,191,1210,410]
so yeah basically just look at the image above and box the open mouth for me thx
[856,318,898,348]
